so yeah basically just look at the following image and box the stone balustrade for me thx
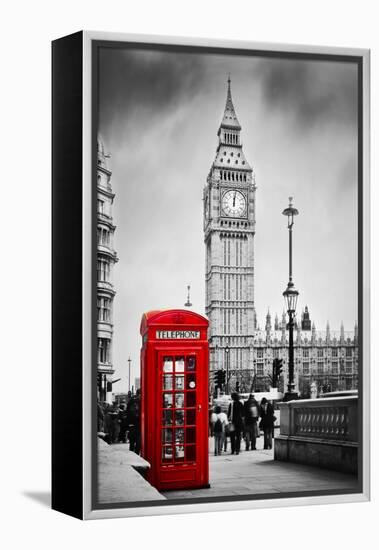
[274,395,358,474]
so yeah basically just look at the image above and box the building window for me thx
[303,362,309,375]
[332,348,338,357]
[303,349,309,358]
[317,349,323,358]
[345,361,353,374]
[257,363,264,376]
[332,361,338,374]
[98,338,110,364]
[97,227,110,246]
[317,363,324,374]
[97,258,110,282]
[273,349,279,358]
[346,348,352,358]
[97,297,111,322]
[97,199,104,214]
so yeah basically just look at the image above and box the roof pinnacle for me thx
[219,75,241,130]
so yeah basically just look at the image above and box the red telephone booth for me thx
[140,309,209,491]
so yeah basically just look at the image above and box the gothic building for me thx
[251,309,358,397]
[97,137,118,402]
[204,76,257,382]
[204,79,358,397]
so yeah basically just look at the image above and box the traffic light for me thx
[272,358,283,387]
[276,358,283,379]
[220,369,226,386]
[214,369,226,389]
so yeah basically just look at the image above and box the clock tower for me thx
[204,77,257,389]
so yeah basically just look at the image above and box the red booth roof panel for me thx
[140,309,209,335]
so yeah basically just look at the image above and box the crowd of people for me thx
[210,393,276,456]
[97,389,141,454]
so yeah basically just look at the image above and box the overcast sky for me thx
[98,46,358,392]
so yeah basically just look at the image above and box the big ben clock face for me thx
[222,190,246,217]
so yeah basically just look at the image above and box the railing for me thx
[294,405,349,440]
[275,395,358,473]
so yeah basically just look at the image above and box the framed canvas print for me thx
[52,31,370,520]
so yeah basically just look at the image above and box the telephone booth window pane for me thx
[162,428,173,444]
[163,410,173,425]
[186,373,196,389]
[163,375,173,390]
[175,428,184,443]
[175,375,185,390]
[162,446,173,462]
[187,357,196,371]
[175,357,185,372]
[163,357,173,372]
[186,409,196,425]
[175,393,185,408]
[186,445,196,461]
[175,446,185,461]
[175,409,184,425]
[163,393,173,408]
[186,427,196,444]
[186,391,196,407]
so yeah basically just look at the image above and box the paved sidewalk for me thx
[98,439,165,503]
[162,434,359,500]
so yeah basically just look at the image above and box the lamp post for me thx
[184,284,192,307]
[127,357,131,394]
[282,197,299,401]
[225,342,230,395]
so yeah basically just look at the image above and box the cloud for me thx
[258,58,357,131]
[99,48,207,136]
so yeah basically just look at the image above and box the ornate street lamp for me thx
[282,197,299,401]
[225,342,230,395]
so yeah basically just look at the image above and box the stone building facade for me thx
[247,310,358,397]
[204,77,257,379]
[97,137,118,402]
[204,80,358,397]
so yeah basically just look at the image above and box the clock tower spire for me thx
[204,77,256,392]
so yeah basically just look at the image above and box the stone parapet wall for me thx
[274,396,358,474]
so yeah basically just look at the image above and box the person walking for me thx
[227,392,244,455]
[259,397,275,450]
[97,401,105,433]
[127,390,141,454]
[109,402,121,443]
[211,405,228,456]
[243,394,259,450]
[118,403,128,443]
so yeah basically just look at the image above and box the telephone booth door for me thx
[157,350,207,489]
